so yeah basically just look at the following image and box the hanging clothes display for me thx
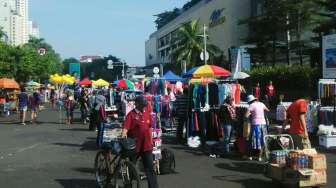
[318,107,335,126]
[318,79,336,106]
[306,103,318,133]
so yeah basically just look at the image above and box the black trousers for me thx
[141,151,159,188]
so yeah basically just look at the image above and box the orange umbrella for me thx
[0,78,20,89]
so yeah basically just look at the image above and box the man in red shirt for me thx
[122,95,158,188]
[283,98,311,149]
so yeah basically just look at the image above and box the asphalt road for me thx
[0,107,335,188]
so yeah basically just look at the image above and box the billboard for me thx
[69,63,80,80]
[323,34,336,78]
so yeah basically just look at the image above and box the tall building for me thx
[0,0,31,46]
[15,0,28,43]
[145,0,251,67]
[0,0,12,42]
[28,20,39,38]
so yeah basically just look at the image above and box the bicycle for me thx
[94,137,141,188]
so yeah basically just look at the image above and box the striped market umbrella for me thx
[183,65,231,78]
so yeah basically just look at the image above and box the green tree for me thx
[314,0,336,35]
[154,8,181,29]
[240,0,322,66]
[172,19,222,68]
[0,32,62,82]
[80,55,127,82]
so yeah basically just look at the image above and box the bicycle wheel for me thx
[113,160,141,188]
[94,151,111,188]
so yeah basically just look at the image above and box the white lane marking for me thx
[15,143,40,153]
[0,143,40,160]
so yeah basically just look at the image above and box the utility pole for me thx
[198,24,209,65]
[286,14,291,65]
[203,24,207,65]
[122,60,125,79]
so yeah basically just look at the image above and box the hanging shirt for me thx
[266,84,275,97]
[235,84,241,104]
[231,84,237,103]
[254,86,261,99]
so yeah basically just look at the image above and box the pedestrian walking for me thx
[79,89,89,124]
[65,94,75,125]
[17,87,29,125]
[29,89,41,124]
[219,95,236,154]
[122,95,159,188]
[283,97,311,149]
[245,95,269,161]
[94,90,106,145]
[50,89,56,109]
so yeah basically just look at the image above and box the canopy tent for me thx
[93,79,109,87]
[27,81,41,87]
[162,71,183,82]
[80,77,92,86]
[0,78,20,89]
[49,74,76,85]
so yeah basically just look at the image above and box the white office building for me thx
[145,0,251,66]
[0,0,30,46]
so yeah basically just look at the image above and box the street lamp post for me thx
[107,60,126,79]
[198,24,209,65]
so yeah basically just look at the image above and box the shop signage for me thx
[69,63,80,80]
[209,8,225,28]
[322,34,336,78]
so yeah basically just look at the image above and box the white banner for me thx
[323,34,336,78]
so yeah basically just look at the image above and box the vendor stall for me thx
[264,135,327,187]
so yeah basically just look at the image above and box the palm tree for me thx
[172,19,222,68]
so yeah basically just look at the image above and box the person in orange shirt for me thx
[283,97,311,149]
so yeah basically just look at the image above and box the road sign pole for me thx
[203,24,207,65]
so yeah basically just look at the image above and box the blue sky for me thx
[29,0,188,66]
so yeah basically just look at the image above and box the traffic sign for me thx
[153,67,160,74]
[38,48,46,56]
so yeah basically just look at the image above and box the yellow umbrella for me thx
[93,79,109,87]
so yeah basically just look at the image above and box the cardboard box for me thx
[308,154,327,170]
[266,164,284,181]
[282,168,327,187]
[299,170,327,187]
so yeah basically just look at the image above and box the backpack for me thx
[159,148,175,174]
